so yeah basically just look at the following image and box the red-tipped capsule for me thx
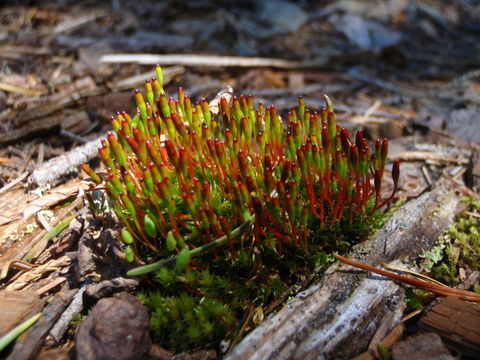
[340,128,351,155]
[98,145,115,172]
[201,181,211,203]
[146,140,163,168]
[392,160,400,189]
[80,163,102,184]
[238,150,249,177]
[264,167,275,194]
[281,160,291,183]
[298,96,305,119]
[245,174,258,194]
[107,132,127,167]
[178,147,189,177]
[164,139,178,165]
[321,126,330,149]
[381,138,389,164]
[355,130,364,148]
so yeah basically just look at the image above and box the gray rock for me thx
[392,332,453,360]
[332,13,402,51]
[257,0,308,33]
[74,292,151,360]
[448,107,480,144]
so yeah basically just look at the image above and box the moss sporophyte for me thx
[80,65,400,275]
[81,66,401,351]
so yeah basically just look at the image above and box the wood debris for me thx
[419,297,480,358]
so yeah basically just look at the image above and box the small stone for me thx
[73,292,151,360]
[391,332,453,360]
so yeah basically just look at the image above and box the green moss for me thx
[419,197,479,287]
[139,209,392,353]
[407,197,480,311]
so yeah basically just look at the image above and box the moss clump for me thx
[81,65,400,272]
[137,212,389,353]
[423,197,479,286]
[407,197,480,310]
[80,66,403,353]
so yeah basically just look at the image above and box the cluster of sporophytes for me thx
[81,65,400,272]
[81,65,400,351]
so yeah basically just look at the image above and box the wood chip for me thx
[28,137,102,187]
[0,81,43,96]
[6,256,72,291]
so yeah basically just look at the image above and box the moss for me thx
[407,196,480,310]
[138,209,391,353]
[80,66,403,354]
[420,196,479,287]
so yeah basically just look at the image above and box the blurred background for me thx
[1,0,480,188]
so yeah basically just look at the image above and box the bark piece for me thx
[0,117,62,146]
[391,332,453,360]
[419,296,480,358]
[73,292,151,360]
[84,277,139,301]
[227,178,462,360]
[76,228,127,282]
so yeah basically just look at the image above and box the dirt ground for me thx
[0,0,479,359]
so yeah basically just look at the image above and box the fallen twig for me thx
[0,82,42,96]
[28,136,102,186]
[0,171,28,195]
[101,53,325,69]
[36,277,68,296]
[111,66,185,90]
[390,150,469,165]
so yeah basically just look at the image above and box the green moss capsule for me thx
[176,246,190,271]
[120,228,134,244]
[125,245,135,262]
[166,230,177,251]
[144,215,157,238]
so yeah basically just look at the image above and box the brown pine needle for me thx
[334,254,480,302]
[381,262,446,287]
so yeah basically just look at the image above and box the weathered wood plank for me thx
[227,178,462,360]
[419,296,480,358]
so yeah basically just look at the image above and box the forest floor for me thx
[0,1,479,359]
